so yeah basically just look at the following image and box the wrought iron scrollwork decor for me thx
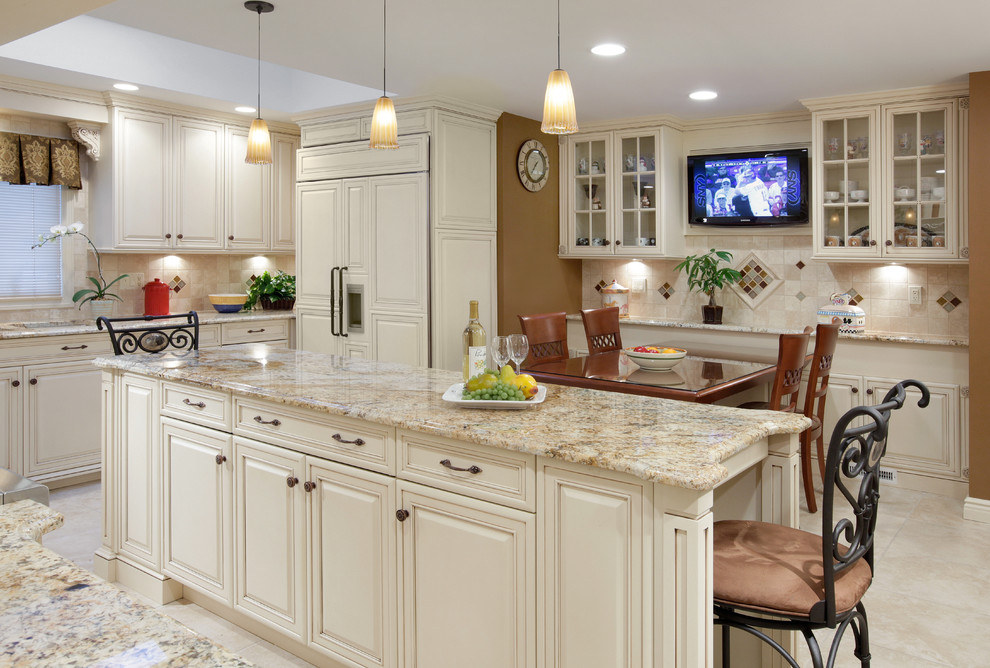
[97,312,200,356]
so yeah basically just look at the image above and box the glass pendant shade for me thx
[245,117,273,164]
[370,96,399,149]
[541,68,578,135]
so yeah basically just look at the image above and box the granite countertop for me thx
[0,311,295,341]
[95,344,809,491]
[0,500,253,667]
[566,314,969,348]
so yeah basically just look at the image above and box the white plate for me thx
[442,383,547,409]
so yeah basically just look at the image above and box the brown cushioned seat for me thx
[713,520,873,619]
[737,400,769,410]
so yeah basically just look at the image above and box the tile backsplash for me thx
[583,235,969,338]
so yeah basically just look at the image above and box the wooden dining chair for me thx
[517,311,568,365]
[715,379,929,668]
[800,321,841,513]
[580,306,622,354]
[738,326,812,413]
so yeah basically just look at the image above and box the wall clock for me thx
[517,139,550,192]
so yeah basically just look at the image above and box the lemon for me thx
[513,374,539,399]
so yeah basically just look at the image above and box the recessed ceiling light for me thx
[936,169,945,174]
[689,90,718,101]
[113,83,139,91]
[591,43,626,56]
[235,106,257,114]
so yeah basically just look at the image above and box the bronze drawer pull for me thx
[183,398,206,408]
[254,415,282,426]
[440,459,482,474]
[61,344,88,350]
[215,453,227,465]
[396,509,410,522]
[304,481,316,492]
[287,476,299,488]
[247,328,266,333]
[332,433,365,446]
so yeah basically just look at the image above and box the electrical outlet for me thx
[908,284,923,305]
[124,273,145,289]
[630,278,647,292]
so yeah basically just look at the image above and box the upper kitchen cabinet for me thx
[804,86,968,262]
[90,97,299,253]
[558,126,684,259]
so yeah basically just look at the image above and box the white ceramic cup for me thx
[850,189,868,202]
[824,191,840,202]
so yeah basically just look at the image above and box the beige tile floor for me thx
[45,479,990,667]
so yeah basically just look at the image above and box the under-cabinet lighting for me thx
[689,90,718,101]
[591,43,625,56]
[113,83,139,91]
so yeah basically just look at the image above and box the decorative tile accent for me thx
[729,251,782,310]
[795,260,805,270]
[594,279,609,292]
[795,292,806,301]
[168,275,186,293]
[845,288,862,306]
[657,282,675,300]
[937,291,963,312]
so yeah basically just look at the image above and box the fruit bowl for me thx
[624,345,687,371]
[209,293,248,313]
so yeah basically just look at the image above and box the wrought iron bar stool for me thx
[580,306,623,354]
[715,379,930,668]
[800,321,842,513]
[517,311,568,365]
[97,312,200,355]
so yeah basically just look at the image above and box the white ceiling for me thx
[2,0,990,125]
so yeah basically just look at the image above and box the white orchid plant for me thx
[33,222,129,308]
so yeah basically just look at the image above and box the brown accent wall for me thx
[968,73,987,499]
[496,113,582,335]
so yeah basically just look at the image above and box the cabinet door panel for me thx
[174,119,224,249]
[343,178,370,274]
[162,418,232,603]
[271,133,298,251]
[296,183,340,304]
[398,482,535,668]
[118,375,159,570]
[234,437,306,639]
[0,368,21,473]
[226,127,270,249]
[821,373,865,450]
[371,174,428,312]
[116,109,170,248]
[23,361,102,480]
[372,313,427,368]
[309,460,396,668]
[297,310,337,354]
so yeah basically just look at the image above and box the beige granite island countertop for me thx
[0,500,253,667]
[94,344,809,491]
[0,311,295,340]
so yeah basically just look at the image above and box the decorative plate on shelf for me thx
[442,383,547,409]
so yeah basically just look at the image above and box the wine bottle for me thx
[462,300,487,381]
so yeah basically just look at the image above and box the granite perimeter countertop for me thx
[95,344,809,491]
[0,499,253,667]
[565,314,969,348]
[0,311,295,341]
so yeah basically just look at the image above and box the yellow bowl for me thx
[209,293,248,313]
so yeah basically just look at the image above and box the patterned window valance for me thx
[0,132,82,190]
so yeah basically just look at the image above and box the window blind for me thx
[0,182,63,299]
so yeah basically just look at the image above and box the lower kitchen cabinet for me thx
[117,375,160,571]
[161,417,232,604]
[397,481,536,668]
[0,367,22,472]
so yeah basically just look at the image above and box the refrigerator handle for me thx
[339,266,349,338]
[329,266,339,337]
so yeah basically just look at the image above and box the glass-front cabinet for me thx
[810,92,964,262]
[560,127,683,259]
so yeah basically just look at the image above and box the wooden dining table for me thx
[522,349,782,403]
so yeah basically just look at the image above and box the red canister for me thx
[143,278,170,316]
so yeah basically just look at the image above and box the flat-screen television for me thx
[687,148,809,227]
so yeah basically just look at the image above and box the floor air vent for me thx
[878,467,898,484]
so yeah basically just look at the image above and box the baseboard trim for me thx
[963,497,990,524]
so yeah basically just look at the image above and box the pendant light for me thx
[541,0,578,134]
[370,0,399,149]
[244,1,274,164]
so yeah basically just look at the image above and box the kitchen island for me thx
[95,344,809,668]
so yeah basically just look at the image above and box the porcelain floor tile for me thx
[235,639,318,667]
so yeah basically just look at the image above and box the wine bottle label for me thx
[467,346,487,376]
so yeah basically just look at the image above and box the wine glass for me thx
[491,336,510,372]
[509,333,529,371]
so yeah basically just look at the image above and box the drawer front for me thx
[0,333,113,364]
[398,429,535,511]
[234,398,394,474]
[161,382,232,431]
[221,319,289,345]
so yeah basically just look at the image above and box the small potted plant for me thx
[673,248,742,325]
[33,222,128,316]
[244,270,296,311]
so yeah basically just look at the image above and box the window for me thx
[0,182,64,301]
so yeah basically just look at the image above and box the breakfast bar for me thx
[94,344,809,668]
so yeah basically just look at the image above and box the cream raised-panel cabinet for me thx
[161,418,233,605]
[541,463,652,668]
[0,368,22,472]
[397,481,536,668]
[233,436,307,640]
[272,133,299,251]
[23,360,102,481]
[111,107,172,249]
[225,126,270,250]
[307,459,397,668]
[173,117,225,250]
[116,374,160,572]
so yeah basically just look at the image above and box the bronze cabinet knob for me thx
[395,509,410,522]
[11,380,20,388]
[215,453,227,465]
[165,233,172,239]
[286,476,299,488]
[29,378,38,385]
[177,233,184,239]
[303,481,316,492]
[228,235,235,241]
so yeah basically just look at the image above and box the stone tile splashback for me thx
[583,235,969,337]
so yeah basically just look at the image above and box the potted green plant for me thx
[673,248,742,325]
[33,222,128,316]
[244,270,296,310]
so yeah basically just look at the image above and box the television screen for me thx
[687,148,809,226]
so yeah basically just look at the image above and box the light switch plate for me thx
[630,278,647,292]
[908,285,922,305]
